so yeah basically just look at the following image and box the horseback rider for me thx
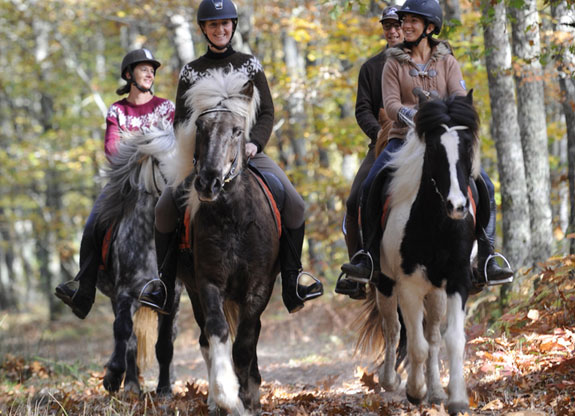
[138,0,323,315]
[336,5,404,300]
[339,0,513,294]
[55,48,175,319]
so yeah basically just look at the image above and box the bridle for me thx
[194,106,244,185]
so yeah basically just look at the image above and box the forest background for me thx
[0,0,574,320]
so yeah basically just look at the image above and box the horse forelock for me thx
[170,67,260,187]
[387,129,425,209]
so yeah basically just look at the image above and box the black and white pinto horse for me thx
[166,68,280,415]
[95,126,180,396]
[357,91,479,415]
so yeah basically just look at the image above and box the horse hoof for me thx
[103,369,124,393]
[381,373,401,392]
[123,380,141,396]
[447,401,469,415]
[156,385,173,398]
[428,388,447,405]
[406,391,423,405]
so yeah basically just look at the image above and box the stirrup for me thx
[138,278,168,312]
[483,253,514,286]
[295,271,323,301]
[341,250,374,284]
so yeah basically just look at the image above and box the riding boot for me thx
[280,223,323,313]
[55,212,101,319]
[471,227,514,293]
[138,228,178,314]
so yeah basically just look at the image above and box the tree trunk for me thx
[481,0,531,288]
[552,1,575,254]
[509,0,553,264]
[170,14,196,69]
[440,0,461,23]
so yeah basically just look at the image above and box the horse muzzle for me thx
[195,171,224,201]
[446,198,469,221]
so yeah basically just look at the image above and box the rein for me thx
[195,106,245,186]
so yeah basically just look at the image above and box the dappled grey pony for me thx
[166,68,280,415]
[95,126,181,396]
[356,92,480,415]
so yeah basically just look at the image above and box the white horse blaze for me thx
[208,335,244,414]
[440,132,467,219]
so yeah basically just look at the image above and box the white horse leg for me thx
[397,274,429,404]
[444,293,469,414]
[424,288,448,404]
[208,335,246,415]
[376,290,401,391]
[201,345,218,413]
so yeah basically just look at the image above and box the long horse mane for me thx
[168,66,261,186]
[97,122,175,225]
[387,94,480,210]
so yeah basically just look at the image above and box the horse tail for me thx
[133,306,158,372]
[354,287,385,360]
[223,300,239,340]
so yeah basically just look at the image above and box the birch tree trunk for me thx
[440,0,461,23]
[170,14,195,68]
[509,0,552,263]
[552,2,575,254]
[481,0,531,271]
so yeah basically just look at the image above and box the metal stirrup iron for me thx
[138,278,168,311]
[483,253,514,286]
[343,250,375,284]
[295,271,323,301]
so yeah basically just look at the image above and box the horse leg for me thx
[123,330,140,395]
[444,292,469,414]
[202,284,244,415]
[424,288,448,404]
[376,290,401,392]
[104,294,138,394]
[397,275,429,405]
[155,290,181,397]
[233,314,263,414]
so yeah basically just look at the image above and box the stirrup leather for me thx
[295,271,323,301]
[483,253,514,286]
[339,250,375,284]
[138,278,168,311]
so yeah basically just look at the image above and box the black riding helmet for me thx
[380,5,400,24]
[397,0,442,48]
[397,0,443,35]
[117,48,161,95]
[197,0,238,51]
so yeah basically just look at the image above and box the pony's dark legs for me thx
[251,153,323,313]
[55,189,107,319]
[104,294,139,394]
[139,187,180,313]
[155,291,180,396]
[234,315,263,411]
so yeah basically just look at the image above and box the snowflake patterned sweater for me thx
[105,95,175,158]
[174,47,274,152]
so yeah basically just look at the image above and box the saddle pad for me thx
[99,224,116,271]
[178,170,282,250]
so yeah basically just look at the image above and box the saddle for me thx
[179,165,283,251]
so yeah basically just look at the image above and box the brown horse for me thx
[168,68,280,415]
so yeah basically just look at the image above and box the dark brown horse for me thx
[168,68,280,415]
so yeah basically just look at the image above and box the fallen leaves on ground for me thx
[1,255,575,415]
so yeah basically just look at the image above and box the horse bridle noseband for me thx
[195,106,244,185]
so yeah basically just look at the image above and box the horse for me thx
[356,91,480,415]
[167,68,280,415]
[94,124,181,396]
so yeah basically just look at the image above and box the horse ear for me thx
[466,89,474,104]
[240,80,254,100]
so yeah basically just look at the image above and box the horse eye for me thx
[233,127,243,137]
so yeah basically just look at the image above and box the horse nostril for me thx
[211,178,222,194]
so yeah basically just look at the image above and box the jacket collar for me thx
[384,41,452,64]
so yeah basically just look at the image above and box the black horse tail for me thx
[223,299,239,340]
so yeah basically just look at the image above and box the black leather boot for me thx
[55,216,101,319]
[471,228,514,294]
[138,228,178,314]
[280,223,323,313]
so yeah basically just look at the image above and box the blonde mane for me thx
[167,67,260,186]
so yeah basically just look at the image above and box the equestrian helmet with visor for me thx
[197,0,238,50]
[120,48,161,81]
[397,0,443,35]
[380,5,400,23]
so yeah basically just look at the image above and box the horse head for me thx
[175,68,260,202]
[415,90,479,220]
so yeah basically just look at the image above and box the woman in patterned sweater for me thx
[139,0,323,315]
[55,48,175,319]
